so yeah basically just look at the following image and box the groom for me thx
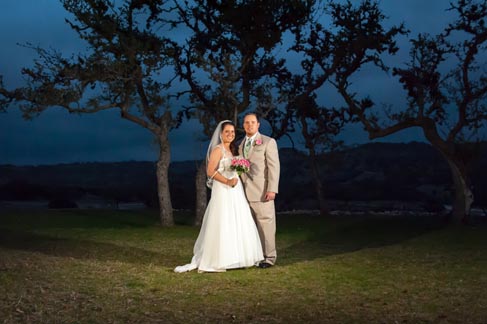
[239,113,280,268]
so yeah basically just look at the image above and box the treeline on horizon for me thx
[1,142,486,211]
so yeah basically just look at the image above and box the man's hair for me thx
[244,112,259,123]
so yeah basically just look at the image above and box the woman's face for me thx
[221,124,235,144]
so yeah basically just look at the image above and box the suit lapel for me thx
[239,138,245,157]
[247,133,262,159]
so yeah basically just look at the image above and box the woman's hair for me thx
[221,121,239,156]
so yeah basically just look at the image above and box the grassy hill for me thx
[0,209,486,323]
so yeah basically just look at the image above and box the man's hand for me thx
[265,192,276,201]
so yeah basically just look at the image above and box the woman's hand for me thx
[227,177,238,188]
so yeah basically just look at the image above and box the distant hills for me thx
[1,142,486,211]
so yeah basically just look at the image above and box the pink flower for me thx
[230,157,250,176]
[254,138,263,146]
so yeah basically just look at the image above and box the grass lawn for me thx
[0,209,486,323]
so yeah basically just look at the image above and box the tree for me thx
[285,94,347,216]
[278,0,405,215]
[173,0,315,225]
[0,77,9,113]
[0,0,180,226]
[335,0,487,224]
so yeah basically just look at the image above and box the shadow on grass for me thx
[0,209,196,230]
[0,210,447,267]
[0,228,175,266]
[278,213,445,265]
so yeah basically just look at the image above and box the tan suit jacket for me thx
[239,133,280,202]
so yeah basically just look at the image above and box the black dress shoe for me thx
[258,262,273,269]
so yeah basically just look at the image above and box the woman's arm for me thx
[207,147,237,187]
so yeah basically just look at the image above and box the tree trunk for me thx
[156,130,174,226]
[422,124,473,224]
[308,150,328,216]
[194,161,208,226]
[446,158,473,224]
[300,114,328,217]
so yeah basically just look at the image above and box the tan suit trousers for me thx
[249,200,276,265]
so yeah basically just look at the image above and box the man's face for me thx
[243,114,260,137]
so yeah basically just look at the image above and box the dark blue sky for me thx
[0,1,461,165]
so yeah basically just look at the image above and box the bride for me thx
[174,120,264,273]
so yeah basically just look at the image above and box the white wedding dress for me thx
[174,146,264,273]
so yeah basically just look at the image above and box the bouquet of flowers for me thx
[230,156,250,176]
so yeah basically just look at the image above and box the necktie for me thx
[244,138,252,158]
